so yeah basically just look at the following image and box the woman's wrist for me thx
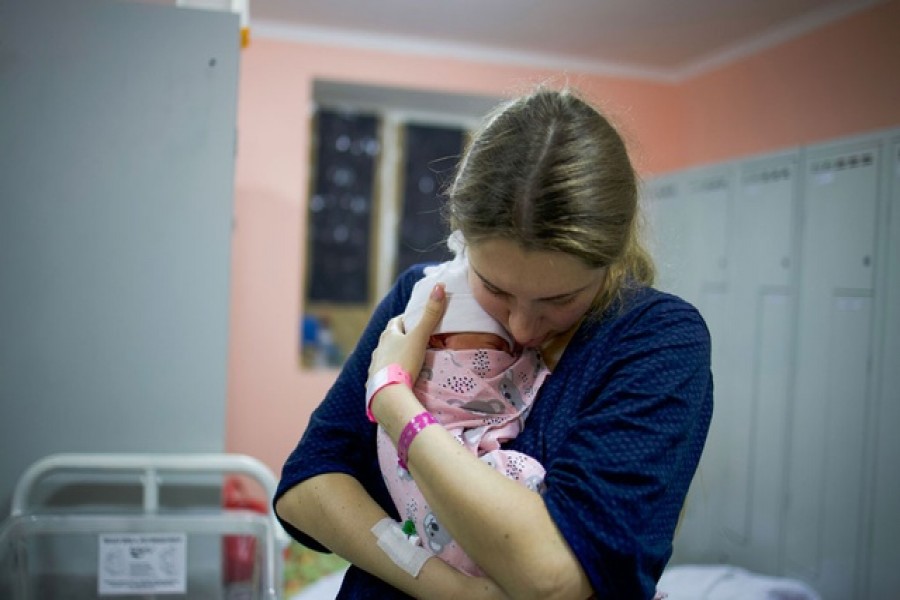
[396,411,439,469]
[368,381,424,435]
[366,363,413,422]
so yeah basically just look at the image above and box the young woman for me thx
[275,86,713,599]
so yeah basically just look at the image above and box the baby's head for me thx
[429,331,510,353]
[404,231,513,353]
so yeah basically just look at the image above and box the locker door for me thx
[685,168,735,559]
[784,140,881,598]
[719,155,799,575]
[644,176,689,296]
[648,166,734,564]
[675,168,734,310]
[866,135,900,599]
[646,176,706,560]
[646,166,732,305]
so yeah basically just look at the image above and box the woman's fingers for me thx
[392,316,406,333]
[415,283,447,337]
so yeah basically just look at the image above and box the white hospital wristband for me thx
[365,364,412,422]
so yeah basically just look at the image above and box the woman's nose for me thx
[507,308,541,347]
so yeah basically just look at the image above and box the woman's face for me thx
[466,238,606,349]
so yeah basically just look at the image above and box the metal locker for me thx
[718,153,799,575]
[784,137,882,598]
[865,133,900,599]
[644,175,690,297]
[645,165,736,564]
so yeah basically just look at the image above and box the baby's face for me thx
[430,332,510,353]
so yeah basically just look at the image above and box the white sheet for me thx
[657,564,822,600]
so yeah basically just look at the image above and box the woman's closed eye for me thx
[546,294,577,306]
[481,278,576,305]
[483,282,508,297]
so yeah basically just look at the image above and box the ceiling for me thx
[248,0,880,81]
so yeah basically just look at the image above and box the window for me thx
[300,81,499,369]
[395,122,466,276]
[306,109,379,305]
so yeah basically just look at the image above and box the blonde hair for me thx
[446,86,655,313]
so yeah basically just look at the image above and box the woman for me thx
[275,86,713,599]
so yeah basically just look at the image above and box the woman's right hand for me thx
[368,283,447,381]
[366,283,448,427]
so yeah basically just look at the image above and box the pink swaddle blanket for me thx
[377,346,550,576]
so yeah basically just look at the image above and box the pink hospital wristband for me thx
[366,364,412,422]
[397,411,438,470]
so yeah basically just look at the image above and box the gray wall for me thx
[0,0,240,510]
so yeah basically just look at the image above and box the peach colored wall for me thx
[226,0,900,476]
[676,0,900,169]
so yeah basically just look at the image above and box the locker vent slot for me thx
[810,152,873,174]
[742,167,791,185]
[690,177,729,193]
[651,183,678,199]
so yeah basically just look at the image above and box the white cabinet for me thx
[0,0,240,506]
[647,130,898,599]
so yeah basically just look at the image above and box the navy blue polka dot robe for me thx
[275,265,713,599]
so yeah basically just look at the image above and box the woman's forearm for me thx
[374,386,594,600]
[274,472,508,600]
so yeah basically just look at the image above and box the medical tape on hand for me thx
[371,518,432,578]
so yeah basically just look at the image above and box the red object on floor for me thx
[222,476,269,585]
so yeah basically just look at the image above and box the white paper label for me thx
[98,533,187,596]
[813,171,835,186]
[835,296,866,312]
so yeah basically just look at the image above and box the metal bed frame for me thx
[0,453,290,599]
